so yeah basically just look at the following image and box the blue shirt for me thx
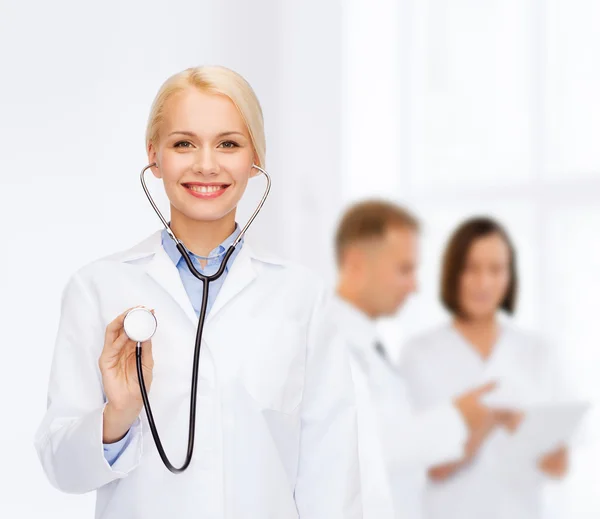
[103,226,243,465]
[160,225,243,317]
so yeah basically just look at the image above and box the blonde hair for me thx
[146,66,266,168]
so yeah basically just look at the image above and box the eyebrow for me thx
[168,130,246,138]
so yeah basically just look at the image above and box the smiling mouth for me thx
[183,183,229,193]
[182,183,231,199]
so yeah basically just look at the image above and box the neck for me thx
[453,314,498,359]
[336,278,377,319]
[170,208,236,257]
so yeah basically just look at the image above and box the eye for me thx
[398,265,413,275]
[174,141,193,148]
[219,140,240,149]
[464,264,477,274]
[491,264,507,275]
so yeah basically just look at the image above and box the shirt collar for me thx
[161,224,243,269]
[110,229,285,267]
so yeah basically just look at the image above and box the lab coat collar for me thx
[330,294,379,353]
[111,230,285,324]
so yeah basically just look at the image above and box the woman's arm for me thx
[427,412,496,482]
[34,272,145,494]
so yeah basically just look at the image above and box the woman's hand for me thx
[493,408,524,433]
[538,446,569,479]
[429,404,523,483]
[99,308,154,443]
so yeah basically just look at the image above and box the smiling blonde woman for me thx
[35,66,361,519]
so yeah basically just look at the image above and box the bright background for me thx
[1,0,599,517]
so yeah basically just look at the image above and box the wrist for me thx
[103,402,141,443]
[453,400,472,430]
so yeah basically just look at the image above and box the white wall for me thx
[0,1,343,516]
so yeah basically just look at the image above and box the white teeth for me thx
[188,185,224,194]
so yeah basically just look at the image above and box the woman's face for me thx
[148,88,257,225]
[458,233,511,320]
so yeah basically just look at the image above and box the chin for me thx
[382,304,403,317]
[191,208,234,221]
[177,201,237,223]
[464,308,497,321]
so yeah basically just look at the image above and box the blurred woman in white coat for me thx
[401,217,569,519]
[34,66,361,519]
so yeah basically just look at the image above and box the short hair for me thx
[335,200,419,264]
[441,217,518,316]
[146,65,266,168]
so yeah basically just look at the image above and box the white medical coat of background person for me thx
[34,230,362,519]
[400,322,568,519]
[328,296,468,519]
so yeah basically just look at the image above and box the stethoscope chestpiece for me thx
[123,307,157,343]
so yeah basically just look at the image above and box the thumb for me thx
[473,381,497,397]
[140,339,154,369]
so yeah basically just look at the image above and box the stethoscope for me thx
[122,162,271,474]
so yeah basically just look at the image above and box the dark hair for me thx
[335,200,419,265]
[441,217,518,316]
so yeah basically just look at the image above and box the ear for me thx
[249,165,260,178]
[147,142,161,179]
[249,155,263,178]
[344,246,365,272]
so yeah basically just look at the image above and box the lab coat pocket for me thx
[238,319,306,415]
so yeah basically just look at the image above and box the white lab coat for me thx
[35,230,362,519]
[328,297,467,519]
[400,322,566,519]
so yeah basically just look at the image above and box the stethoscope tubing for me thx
[135,163,270,473]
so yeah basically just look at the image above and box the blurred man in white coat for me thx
[330,201,502,519]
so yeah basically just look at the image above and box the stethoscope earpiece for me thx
[140,162,271,250]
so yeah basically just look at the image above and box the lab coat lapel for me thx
[207,242,257,323]
[141,237,198,324]
[120,232,260,325]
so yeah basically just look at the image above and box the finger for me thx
[141,338,153,353]
[105,307,137,340]
[473,381,497,396]
[141,339,154,369]
[493,409,524,419]
[547,445,566,457]
[103,328,131,358]
[494,410,524,433]
[123,335,138,356]
[492,408,511,418]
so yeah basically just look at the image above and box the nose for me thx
[192,147,219,176]
[411,277,419,294]
[478,271,494,291]
[407,272,418,294]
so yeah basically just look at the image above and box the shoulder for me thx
[501,321,540,343]
[62,231,161,291]
[501,321,572,396]
[403,323,454,355]
[501,321,551,360]
[399,323,457,373]
[247,243,325,298]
